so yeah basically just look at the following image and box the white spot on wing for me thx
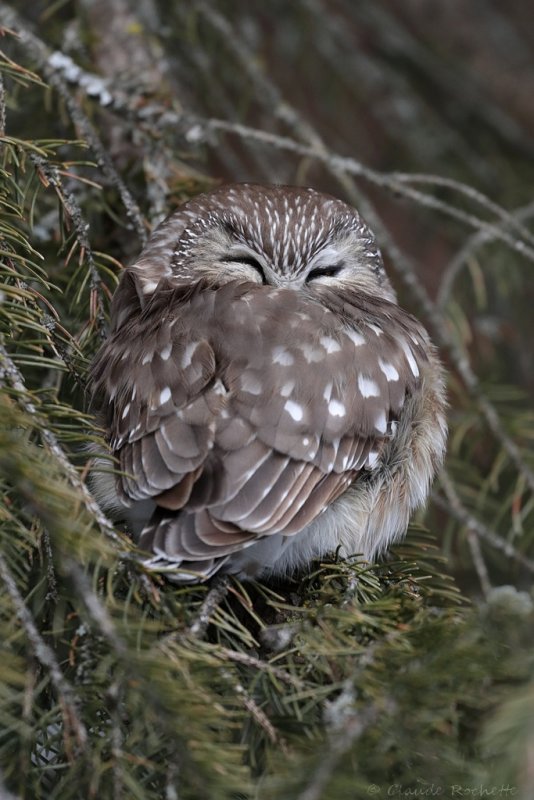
[284,399,304,421]
[323,381,333,402]
[160,343,172,361]
[328,400,346,417]
[319,336,341,353]
[358,375,380,398]
[272,347,294,366]
[379,359,399,382]
[346,329,365,347]
[367,451,379,469]
[280,380,295,397]
[240,372,262,395]
[159,387,171,405]
[375,410,387,433]
[142,352,153,365]
[121,403,130,419]
[401,341,420,377]
[367,323,383,336]
[182,342,198,369]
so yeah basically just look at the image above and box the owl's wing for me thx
[90,277,429,579]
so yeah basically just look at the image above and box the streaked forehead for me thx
[177,183,369,274]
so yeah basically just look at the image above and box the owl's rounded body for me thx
[90,184,447,582]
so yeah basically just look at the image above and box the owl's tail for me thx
[137,506,256,583]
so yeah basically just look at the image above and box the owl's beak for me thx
[265,269,302,290]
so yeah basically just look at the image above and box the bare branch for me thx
[434,471,534,573]
[437,199,534,310]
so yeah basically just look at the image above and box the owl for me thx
[89,183,447,582]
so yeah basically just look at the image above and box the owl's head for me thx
[133,184,396,302]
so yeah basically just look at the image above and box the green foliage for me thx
[1,4,534,798]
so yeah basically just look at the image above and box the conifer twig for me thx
[227,669,281,746]
[0,70,6,136]
[217,647,304,688]
[390,171,534,248]
[297,699,380,800]
[41,528,58,602]
[201,116,534,261]
[188,574,230,638]
[29,153,108,338]
[63,559,128,656]
[0,3,147,245]
[435,471,534,573]
[0,344,124,548]
[437,199,534,309]
[466,530,492,598]
[0,553,88,750]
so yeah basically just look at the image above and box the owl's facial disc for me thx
[219,247,347,289]
[215,235,380,293]
[216,231,353,289]
[182,210,395,300]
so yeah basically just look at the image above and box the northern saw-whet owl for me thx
[89,184,447,582]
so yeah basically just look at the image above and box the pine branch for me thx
[0,3,147,245]
[0,344,126,549]
[0,554,88,752]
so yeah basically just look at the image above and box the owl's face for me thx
[162,184,397,302]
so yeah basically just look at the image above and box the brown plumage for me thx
[89,184,447,582]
